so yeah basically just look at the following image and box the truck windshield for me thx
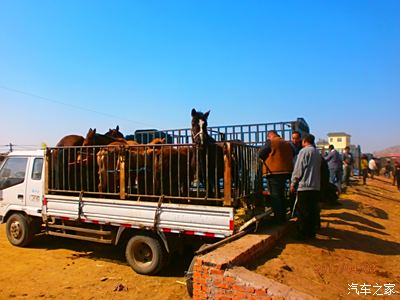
[0,157,28,190]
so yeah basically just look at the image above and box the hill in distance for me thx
[373,145,400,157]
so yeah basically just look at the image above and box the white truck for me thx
[0,149,237,275]
[0,118,308,276]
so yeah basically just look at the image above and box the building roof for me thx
[327,132,351,137]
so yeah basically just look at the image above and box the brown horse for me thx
[97,142,127,194]
[80,128,128,193]
[191,108,224,198]
[153,145,193,197]
[97,137,169,196]
[56,135,84,147]
[52,135,85,191]
[83,128,127,146]
[105,125,124,139]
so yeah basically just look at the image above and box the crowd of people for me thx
[258,130,400,241]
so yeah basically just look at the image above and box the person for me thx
[384,160,392,179]
[324,145,342,193]
[368,157,377,179]
[394,161,400,191]
[361,155,369,185]
[342,146,353,188]
[290,133,321,239]
[288,131,302,214]
[290,131,302,163]
[259,130,294,224]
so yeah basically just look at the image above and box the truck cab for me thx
[0,150,44,224]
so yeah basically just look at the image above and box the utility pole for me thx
[9,143,13,152]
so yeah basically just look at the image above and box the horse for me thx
[105,125,124,139]
[79,128,128,193]
[52,135,85,191]
[151,144,192,198]
[56,135,85,147]
[190,108,224,198]
[83,128,127,146]
[97,142,127,194]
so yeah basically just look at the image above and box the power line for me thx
[0,85,155,127]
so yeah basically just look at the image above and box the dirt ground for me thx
[248,176,400,299]
[0,227,191,299]
[1,176,399,300]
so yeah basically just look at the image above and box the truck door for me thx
[0,157,29,208]
[25,157,44,209]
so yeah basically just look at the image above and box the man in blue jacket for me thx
[290,134,321,239]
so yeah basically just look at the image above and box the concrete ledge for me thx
[192,221,316,299]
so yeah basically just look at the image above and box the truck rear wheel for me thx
[186,244,209,297]
[125,234,166,275]
[6,213,34,247]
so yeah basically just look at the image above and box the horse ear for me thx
[93,128,96,134]
[191,108,197,117]
[116,125,119,131]
[204,110,210,119]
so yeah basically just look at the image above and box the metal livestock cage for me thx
[45,118,309,208]
[45,142,262,207]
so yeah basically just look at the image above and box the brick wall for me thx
[191,222,316,300]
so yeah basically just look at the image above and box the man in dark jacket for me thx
[342,146,353,187]
[259,130,293,224]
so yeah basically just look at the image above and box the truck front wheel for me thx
[125,234,166,275]
[6,213,34,247]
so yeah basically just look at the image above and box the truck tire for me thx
[186,244,209,297]
[186,256,196,297]
[125,235,166,275]
[6,213,34,247]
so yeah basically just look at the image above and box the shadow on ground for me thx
[28,234,193,277]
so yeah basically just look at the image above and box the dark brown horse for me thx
[83,128,127,146]
[191,108,224,198]
[151,144,193,197]
[52,135,85,191]
[105,125,124,139]
[56,135,84,147]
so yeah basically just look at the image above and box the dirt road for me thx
[1,176,399,300]
[248,176,400,299]
[0,226,191,300]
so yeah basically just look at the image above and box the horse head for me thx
[105,125,124,139]
[191,108,210,146]
[83,128,96,146]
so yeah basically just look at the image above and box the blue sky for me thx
[0,0,399,153]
